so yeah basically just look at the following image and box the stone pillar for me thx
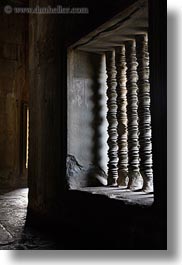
[136,35,153,192]
[115,46,128,187]
[105,51,118,186]
[125,41,143,190]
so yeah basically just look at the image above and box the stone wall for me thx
[28,3,65,215]
[67,50,108,173]
[0,12,28,188]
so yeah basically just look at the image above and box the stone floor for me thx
[0,188,55,250]
[0,187,154,249]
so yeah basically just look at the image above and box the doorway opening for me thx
[20,102,29,186]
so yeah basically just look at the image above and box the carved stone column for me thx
[105,51,118,186]
[115,46,128,187]
[125,41,143,190]
[136,35,153,192]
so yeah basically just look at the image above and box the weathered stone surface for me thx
[0,224,14,245]
[28,7,65,214]
[0,187,157,250]
[0,11,28,188]
[136,35,153,193]
[78,187,154,206]
[115,46,128,187]
[0,188,55,250]
[105,51,118,186]
[125,41,142,190]
[68,50,108,173]
[66,155,107,189]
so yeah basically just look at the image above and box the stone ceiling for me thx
[70,0,148,53]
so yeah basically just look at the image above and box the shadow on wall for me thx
[67,50,109,188]
[89,53,108,172]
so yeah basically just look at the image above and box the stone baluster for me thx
[115,46,128,187]
[136,35,153,192]
[105,51,118,186]
[125,41,143,190]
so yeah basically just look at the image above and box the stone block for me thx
[66,154,107,189]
